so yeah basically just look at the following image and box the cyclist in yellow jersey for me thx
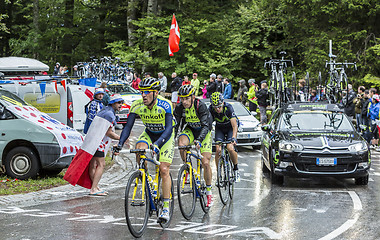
[174,85,214,207]
[115,77,174,222]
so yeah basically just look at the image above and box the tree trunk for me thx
[147,0,157,15]
[33,0,39,59]
[99,0,106,55]
[63,0,74,66]
[127,0,137,47]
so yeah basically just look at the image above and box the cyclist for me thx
[174,84,214,207]
[209,92,240,182]
[115,77,175,222]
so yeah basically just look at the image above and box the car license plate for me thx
[118,114,128,119]
[316,158,337,166]
[238,133,250,139]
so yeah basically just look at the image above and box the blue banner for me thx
[78,78,97,87]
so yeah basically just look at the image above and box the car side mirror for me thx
[250,111,257,116]
[261,124,271,132]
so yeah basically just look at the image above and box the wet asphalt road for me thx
[1,121,380,240]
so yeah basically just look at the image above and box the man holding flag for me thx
[168,14,180,56]
[64,94,124,196]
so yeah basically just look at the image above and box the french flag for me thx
[64,112,113,189]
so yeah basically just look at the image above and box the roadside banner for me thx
[39,82,46,96]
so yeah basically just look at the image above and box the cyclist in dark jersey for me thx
[209,92,240,182]
[174,85,214,207]
[116,77,175,222]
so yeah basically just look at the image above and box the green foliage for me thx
[0,0,379,87]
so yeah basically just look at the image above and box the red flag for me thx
[61,79,66,91]
[168,14,180,56]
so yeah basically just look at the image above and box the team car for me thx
[201,99,262,148]
[107,83,141,124]
[261,102,370,185]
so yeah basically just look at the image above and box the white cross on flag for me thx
[168,14,180,56]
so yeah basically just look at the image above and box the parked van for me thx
[0,88,83,179]
[0,82,92,130]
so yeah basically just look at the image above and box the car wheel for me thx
[355,175,369,185]
[270,149,284,185]
[261,155,270,173]
[4,146,40,179]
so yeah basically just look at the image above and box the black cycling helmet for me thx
[139,77,160,91]
[210,92,224,106]
[178,85,195,98]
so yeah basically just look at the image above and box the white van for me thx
[0,82,92,131]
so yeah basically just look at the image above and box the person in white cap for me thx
[83,89,105,134]
[64,94,123,196]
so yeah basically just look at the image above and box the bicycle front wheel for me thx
[125,171,150,238]
[217,156,229,205]
[177,164,196,220]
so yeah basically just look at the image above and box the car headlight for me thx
[279,141,303,152]
[348,142,367,152]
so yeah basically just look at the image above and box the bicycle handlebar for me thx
[115,148,160,166]
[178,145,203,159]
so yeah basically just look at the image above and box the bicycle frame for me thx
[183,148,203,197]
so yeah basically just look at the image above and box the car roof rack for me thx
[282,101,344,113]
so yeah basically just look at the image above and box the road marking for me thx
[283,189,362,240]
[247,186,270,207]
[318,214,359,240]
[240,163,248,167]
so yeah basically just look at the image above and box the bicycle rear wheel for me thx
[177,164,196,220]
[217,155,229,205]
[198,164,210,214]
[158,173,174,228]
[125,171,150,238]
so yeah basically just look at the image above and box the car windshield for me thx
[0,89,29,106]
[278,111,354,131]
[228,102,251,116]
[108,84,138,94]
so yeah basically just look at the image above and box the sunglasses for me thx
[117,101,124,104]
[140,90,153,95]
[214,105,223,109]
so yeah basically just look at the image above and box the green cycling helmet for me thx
[210,92,224,106]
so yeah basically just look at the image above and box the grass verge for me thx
[0,154,114,196]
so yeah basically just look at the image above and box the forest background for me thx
[1,0,380,89]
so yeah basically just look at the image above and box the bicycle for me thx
[118,148,174,238]
[216,141,236,205]
[177,145,209,220]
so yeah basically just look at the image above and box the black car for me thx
[261,103,370,185]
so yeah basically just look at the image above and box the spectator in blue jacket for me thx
[84,89,105,134]
[223,78,233,99]
[368,94,380,148]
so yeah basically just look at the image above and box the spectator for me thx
[53,62,60,75]
[297,79,307,101]
[256,82,269,124]
[237,79,248,105]
[223,78,233,99]
[369,88,377,100]
[206,73,217,98]
[158,72,167,97]
[72,65,79,77]
[84,89,105,134]
[202,80,208,99]
[216,74,225,93]
[344,84,356,120]
[309,89,318,102]
[368,94,380,148]
[131,73,141,90]
[362,89,371,143]
[182,75,191,85]
[144,72,152,79]
[191,73,200,96]
[99,82,110,105]
[125,70,133,85]
[247,79,258,112]
[353,86,365,131]
[170,72,182,108]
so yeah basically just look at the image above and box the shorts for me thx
[136,130,175,164]
[215,125,233,143]
[179,127,212,154]
[171,91,178,103]
[93,150,105,158]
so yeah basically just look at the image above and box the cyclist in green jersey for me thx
[115,77,175,222]
[174,85,214,207]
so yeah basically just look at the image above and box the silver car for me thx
[201,99,263,149]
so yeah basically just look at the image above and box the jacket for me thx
[256,88,269,107]
[344,90,356,117]
[223,83,232,99]
[206,81,217,98]
[247,85,258,103]
[174,99,212,142]
[368,101,380,120]
[170,77,182,92]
